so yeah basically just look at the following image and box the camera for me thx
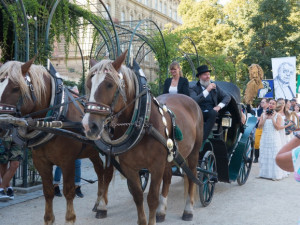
[265,108,273,115]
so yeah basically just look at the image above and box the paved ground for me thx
[0,158,299,225]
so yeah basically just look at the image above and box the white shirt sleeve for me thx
[203,89,209,98]
[218,102,225,109]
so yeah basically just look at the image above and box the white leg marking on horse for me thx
[89,73,106,102]
[97,198,107,211]
[184,195,194,214]
[0,79,8,100]
[156,194,168,214]
[99,153,106,169]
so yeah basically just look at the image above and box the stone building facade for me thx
[52,0,181,83]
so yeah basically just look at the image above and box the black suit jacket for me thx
[190,81,231,108]
[163,77,190,96]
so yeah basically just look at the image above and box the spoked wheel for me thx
[139,169,150,192]
[198,151,217,207]
[237,136,254,185]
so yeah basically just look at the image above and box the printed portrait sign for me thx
[272,56,297,100]
[258,79,273,98]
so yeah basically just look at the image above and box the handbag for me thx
[285,119,296,135]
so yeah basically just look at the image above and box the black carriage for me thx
[194,81,257,206]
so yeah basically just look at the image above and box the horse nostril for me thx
[90,122,99,133]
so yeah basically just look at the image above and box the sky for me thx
[219,0,230,5]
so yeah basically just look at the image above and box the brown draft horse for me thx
[82,52,203,225]
[0,60,113,224]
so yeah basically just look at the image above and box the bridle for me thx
[84,70,127,120]
[0,73,36,116]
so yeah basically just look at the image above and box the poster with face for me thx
[272,56,296,100]
[258,79,274,98]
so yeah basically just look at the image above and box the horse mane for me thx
[86,59,135,99]
[0,61,50,104]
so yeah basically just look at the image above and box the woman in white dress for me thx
[258,99,291,180]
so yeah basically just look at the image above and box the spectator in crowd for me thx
[163,61,190,96]
[258,99,290,180]
[276,134,300,225]
[290,98,297,111]
[276,135,300,181]
[254,98,269,163]
[295,104,300,117]
[53,159,84,198]
[190,65,230,140]
[0,137,23,201]
[285,99,292,113]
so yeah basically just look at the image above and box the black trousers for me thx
[202,109,218,140]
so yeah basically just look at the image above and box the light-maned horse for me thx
[82,52,203,225]
[0,60,113,225]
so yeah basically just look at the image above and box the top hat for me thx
[196,65,211,77]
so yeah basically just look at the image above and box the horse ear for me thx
[90,59,98,68]
[112,50,127,72]
[21,56,36,75]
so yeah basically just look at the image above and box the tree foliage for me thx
[244,0,299,78]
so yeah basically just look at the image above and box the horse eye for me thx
[12,87,19,92]
[0,78,5,83]
[106,83,113,89]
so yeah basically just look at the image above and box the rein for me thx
[23,94,87,119]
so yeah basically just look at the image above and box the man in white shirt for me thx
[190,65,231,140]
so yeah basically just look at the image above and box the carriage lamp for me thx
[222,117,232,128]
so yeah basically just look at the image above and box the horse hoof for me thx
[156,214,166,223]
[182,213,193,221]
[96,210,107,219]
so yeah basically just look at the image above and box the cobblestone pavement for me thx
[0,159,299,225]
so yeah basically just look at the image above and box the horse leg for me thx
[156,165,172,223]
[61,163,76,224]
[147,167,165,225]
[182,153,198,221]
[89,154,114,219]
[32,152,55,225]
[124,166,147,225]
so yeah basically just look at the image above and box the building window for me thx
[105,4,110,19]
[121,11,125,22]
[169,7,172,18]
[155,0,158,9]
[164,3,167,14]
[174,11,177,20]
[145,0,149,6]
[159,1,162,12]
[130,14,134,27]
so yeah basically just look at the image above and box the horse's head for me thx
[0,58,50,117]
[82,50,135,140]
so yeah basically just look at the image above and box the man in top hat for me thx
[190,65,231,140]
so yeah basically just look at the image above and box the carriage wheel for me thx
[198,151,217,207]
[237,136,254,185]
[139,169,150,192]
